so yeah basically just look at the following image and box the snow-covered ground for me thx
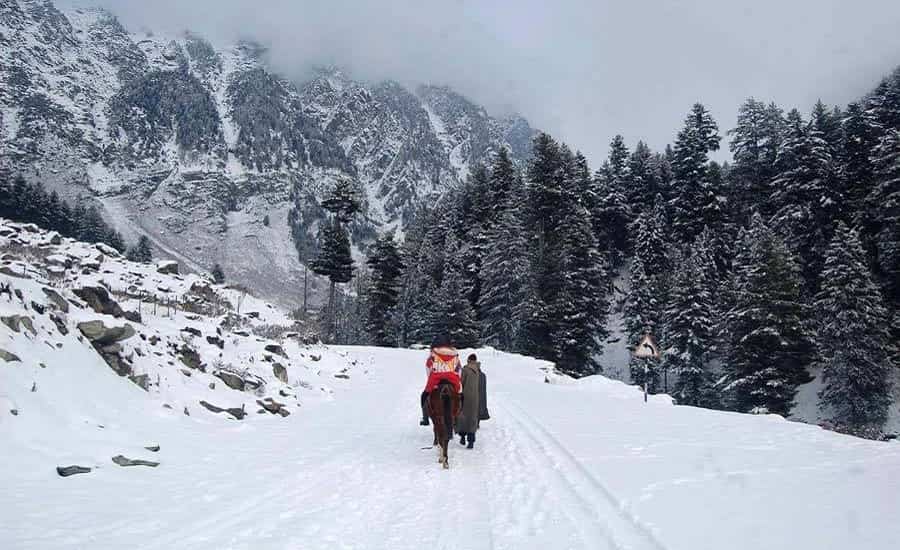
[2,220,900,550]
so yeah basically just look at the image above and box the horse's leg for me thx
[441,439,449,469]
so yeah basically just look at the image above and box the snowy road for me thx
[3,347,900,550]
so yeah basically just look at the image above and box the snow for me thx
[2,220,900,550]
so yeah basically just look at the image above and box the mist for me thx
[62,0,900,164]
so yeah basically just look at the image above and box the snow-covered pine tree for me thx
[728,98,785,218]
[627,141,658,219]
[841,102,880,228]
[593,137,631,265]
[815,223,896,438]
[664,244,717,407]
[722,215,814,415]
[211,263,226,284]
[479,177,529,351]
[770,108,840,294]
[624,256,662,392]
[551,151,611,376]
[669,103,722,244]
[434,238,480,348]
[320,178,361,224]
[810,100,843,159]
[865,129,900,342]
[311,218,354,341]
[127,235,153,264]
[365,232,404,347]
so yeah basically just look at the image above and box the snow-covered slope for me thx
[2,221,899,550]
[0,0,537,307]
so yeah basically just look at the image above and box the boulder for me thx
[264,344,287,358]
[0,266,29,279]
[256,398,290,417]
[47,265,66,279]
[95,243,121,258]
[129,374,150,391]
[178,345,203,371]
[206,335,224,349]
[46,231,62,245]
[46,255,72,269]
[57,465,91,477]
[0,349,21,363]
[42,288,69,313]
[216,371,246,391]
[123,310,142,324]
[77,321,136,346]
[199,400,246,420]
[273,363,288,384]
[111,455,159,468]
[145,445,160,452]
[30,301,46,315]
[2,315,35,335]
[181,327,202,337]
[156,261,179,275]
[246,311,260,319]
[73,286,125,318]
[49,312,69,335]
[80,259,101,272]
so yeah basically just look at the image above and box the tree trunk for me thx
[328,280,336,343]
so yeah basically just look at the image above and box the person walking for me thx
[457,353,481,448]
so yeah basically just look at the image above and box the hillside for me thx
[0,0,536,307]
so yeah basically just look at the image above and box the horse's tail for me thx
[441,385,453,437]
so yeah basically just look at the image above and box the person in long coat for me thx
[457,354,481,448]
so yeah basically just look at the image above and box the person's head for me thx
[431,334,451,349]
[467,353,477,363]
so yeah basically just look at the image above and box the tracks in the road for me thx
[497,396,668,550]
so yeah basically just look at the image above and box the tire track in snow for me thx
[500,398,669,550]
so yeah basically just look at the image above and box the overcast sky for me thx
[65,0,900,164]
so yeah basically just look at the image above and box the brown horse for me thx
[428,380,461,469]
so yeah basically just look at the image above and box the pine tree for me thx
[664,244,717,407]
[728,98,784,217]
[626,140,658,219]
[593,140,630,264]
[211,263,226,284]
[722,215,814,415]
[816,223,896,437]
[479,180,528,350]
[771,109,840,293]
[320,178,361,224]
[311,218,354,341]
[624,256,662,392]
[434,245,480,348]
[486,148,517,226]
[552,157,611,375]
[669,103,723,244]
[841,102,880,227]
[127,235,153,264]
[867,128,900,315]
[365,232,404,347]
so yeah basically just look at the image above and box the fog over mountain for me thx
[62,0,900,161]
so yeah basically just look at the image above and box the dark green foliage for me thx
[770,109,840,294]
[108,69,223,159]
[722,215,814,415]
[728,98,785,218]
[311,219,353,285]
[211,263,226,284]
[127,235,153,264]
[0,175,122,250]
[816,224,895,437]
[365,233,404,346]
[669,103,723,244]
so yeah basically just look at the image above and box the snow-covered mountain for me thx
[0,0,536,306]
[2,219,899,550]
